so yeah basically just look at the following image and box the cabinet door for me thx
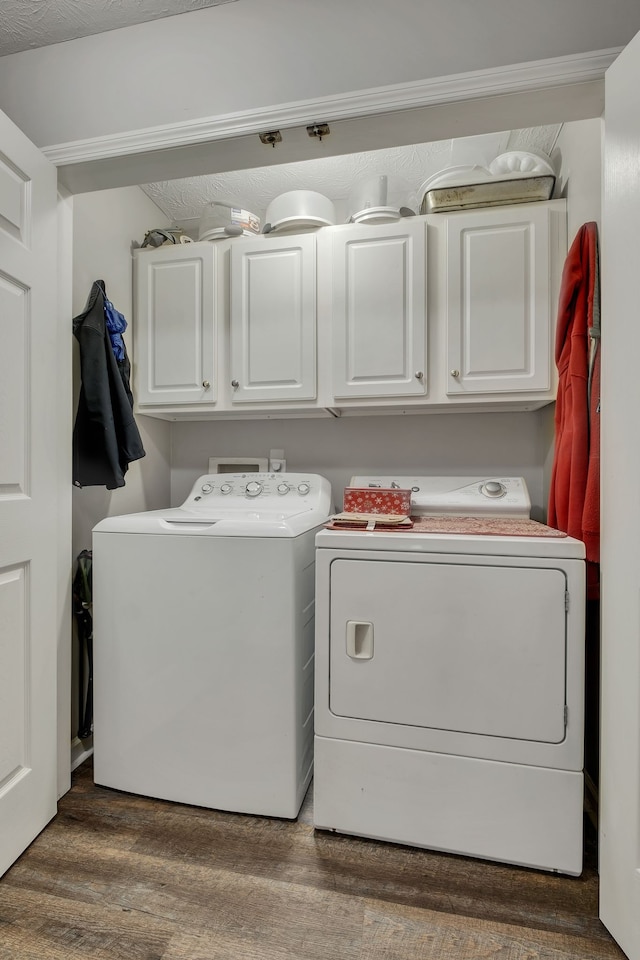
[135,244,215,406]
[331,221,426,399]
[446,205,557,395]
[230,234,316,403]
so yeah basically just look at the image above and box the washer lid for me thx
[94,507,323,538]
[349,475,531,518]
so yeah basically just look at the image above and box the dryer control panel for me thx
[349,476,531,518]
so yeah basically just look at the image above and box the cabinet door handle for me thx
[231,379,239,388]
[202,380,211,390]
[450,369,460,379]
[415,371,424,380]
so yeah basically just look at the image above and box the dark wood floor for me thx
[0,761,625,960]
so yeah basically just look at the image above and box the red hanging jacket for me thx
[548,221,600,597]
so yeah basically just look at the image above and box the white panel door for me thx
[331,221,426,399]
[0,109,59,876]
[446,204,557,395]
[230,234,316,403]
[134,243,216,406]
[329,558,567,743]
[600,32,640,960]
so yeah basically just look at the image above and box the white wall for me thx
[0,0,638,148]
[555,117,603,241]
[71,185,172,747]
[72,187,173,560]
[170,412,551,521]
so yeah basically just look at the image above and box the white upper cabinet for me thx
[328,220,427,400]
[229,234,316,404]
[134,243,216,407]
[132,201,565,419]
[443,202,566,397]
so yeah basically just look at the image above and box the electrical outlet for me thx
[269,449,286,473]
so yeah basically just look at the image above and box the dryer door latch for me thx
[346,621,374,660]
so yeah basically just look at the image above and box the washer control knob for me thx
[220,482,233,495]
[277,483,290,495]
[200,482,214,494]
[245,480,263,498]
[481,480,506,498]
[297,481,311,496]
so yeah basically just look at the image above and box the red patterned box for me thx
[343,487,412,516]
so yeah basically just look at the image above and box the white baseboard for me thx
[71,736,94,772]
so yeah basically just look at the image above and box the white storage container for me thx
[263,190,336,233]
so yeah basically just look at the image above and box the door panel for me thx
[331,221,426,399]
[230,234,316,402]
[600,31,640,960]
[0,274,28,495]
[446,206,554,395]
[0,109,59,877]
[0,149,29,243]
[135,245,216,406]
[0,565,27,784]
[329,558,567,743]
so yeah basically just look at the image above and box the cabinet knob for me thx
[414,371,424,381]
[202,380,211,390]
[450,369,460,379]
[231,379,239,388]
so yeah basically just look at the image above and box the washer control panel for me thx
[183,472,331,516]
[349,476,531,518]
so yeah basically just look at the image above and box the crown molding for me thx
[43,48,619,166]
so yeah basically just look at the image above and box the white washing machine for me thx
[314,476,586,874]
[93,472,332,819]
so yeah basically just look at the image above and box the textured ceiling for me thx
[141,126,562,234]
[0,0,238,57]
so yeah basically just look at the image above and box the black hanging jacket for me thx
[73,280,145,489]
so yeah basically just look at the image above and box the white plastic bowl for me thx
[264,191,336,233]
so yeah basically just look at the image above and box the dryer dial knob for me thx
[297,482,311,496]
[220,483,233,495]
[245,481,263,498]
[481,480,506,498]
[277,483,290,495]
[200,482,214,494]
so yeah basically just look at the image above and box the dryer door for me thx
[329,557,567,744]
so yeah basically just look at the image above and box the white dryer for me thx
[314,476,586,874]
[93,472,332,819]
